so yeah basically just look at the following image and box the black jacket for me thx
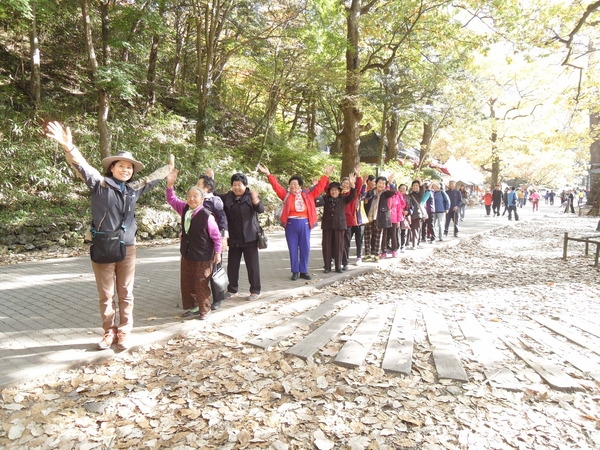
[365,188,396,229]
[218,188,265,246]
[321,189,355,230]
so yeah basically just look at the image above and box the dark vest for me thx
[180,206,214,261]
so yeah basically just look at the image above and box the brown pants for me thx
[92,245,136,333]
[180,257,213,314]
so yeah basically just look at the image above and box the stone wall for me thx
[0,205,282,255]
[0,207,182,254]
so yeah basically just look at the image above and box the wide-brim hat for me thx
[101,151,144,174]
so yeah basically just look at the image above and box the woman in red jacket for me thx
[258,164,333,280]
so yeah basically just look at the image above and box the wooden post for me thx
[563,232,568,261]
[595,244,599,268]
[585,241,589,256]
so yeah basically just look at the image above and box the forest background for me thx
[1,0,599,232]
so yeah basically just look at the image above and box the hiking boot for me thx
[116,331,130,351]
[97,329,116,350]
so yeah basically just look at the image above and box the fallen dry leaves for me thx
[1,215,600,449]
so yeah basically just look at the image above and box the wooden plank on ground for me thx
[334,305,389,368]
[522,325,600,383]
[219,310,284,340]
[501,336,583,392]
[423,310,468,382]
[219,298,321,340]
[560,315,600,339]
[381,306,415,375]
[458,314,521,389]
[286,302,369,360]
[246,296,349,349]
[529,315,600,356]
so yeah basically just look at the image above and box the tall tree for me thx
[80,0,111,157]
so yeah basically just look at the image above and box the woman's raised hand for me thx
[257,164,270,175]
[166,169,178,188]
[45,121,72,151]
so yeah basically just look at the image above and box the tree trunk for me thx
[99,1,111,66]
[380,102,388,165]
[339,0,362,178]
[80,0,111,158]
[419,121,433,170]
[489,98,499,188]
[589,111,600,214]
[194,0,231,150]
[29,1,40,107]
[386,112,399,162]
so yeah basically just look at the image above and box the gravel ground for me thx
[1,215,600,449]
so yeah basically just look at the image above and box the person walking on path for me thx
[45,121,173,351]
[492,184,503,217]
[431,182,450,241]
[530,190,541,212]
[482,189,493,217]
[258,164,333,280]
[166,170,222,320]
[444,181,462,237]
[215,172,265,301]
[507,186,520,221]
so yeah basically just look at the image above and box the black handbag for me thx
[257,227,268,249]
[90,228,126,263]
[90,192,127,264]
[210,263,229,303]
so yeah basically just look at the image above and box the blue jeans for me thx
[285,218,311,273]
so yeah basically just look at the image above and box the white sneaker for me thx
[355,257,362,266]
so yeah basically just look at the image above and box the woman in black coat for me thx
[217,173,265,301]
[321,176,356,273]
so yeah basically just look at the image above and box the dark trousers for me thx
[492,202,501,215]
[382,225,399,253]
[507,205,519,221]
[485,205,491,216]
[444,209,459,235]
[343,225,364,266]
[227,244,261,294]
[322,229,345,271]
[421,214,435,241]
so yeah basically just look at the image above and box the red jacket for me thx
[267,174,329,229]
[343,176,363,227]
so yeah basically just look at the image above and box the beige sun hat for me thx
[101,151,144,174]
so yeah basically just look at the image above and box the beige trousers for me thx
[92,245,136,333]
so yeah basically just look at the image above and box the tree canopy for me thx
[1,0,599,221]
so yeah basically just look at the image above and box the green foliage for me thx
[95,63,142,102]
